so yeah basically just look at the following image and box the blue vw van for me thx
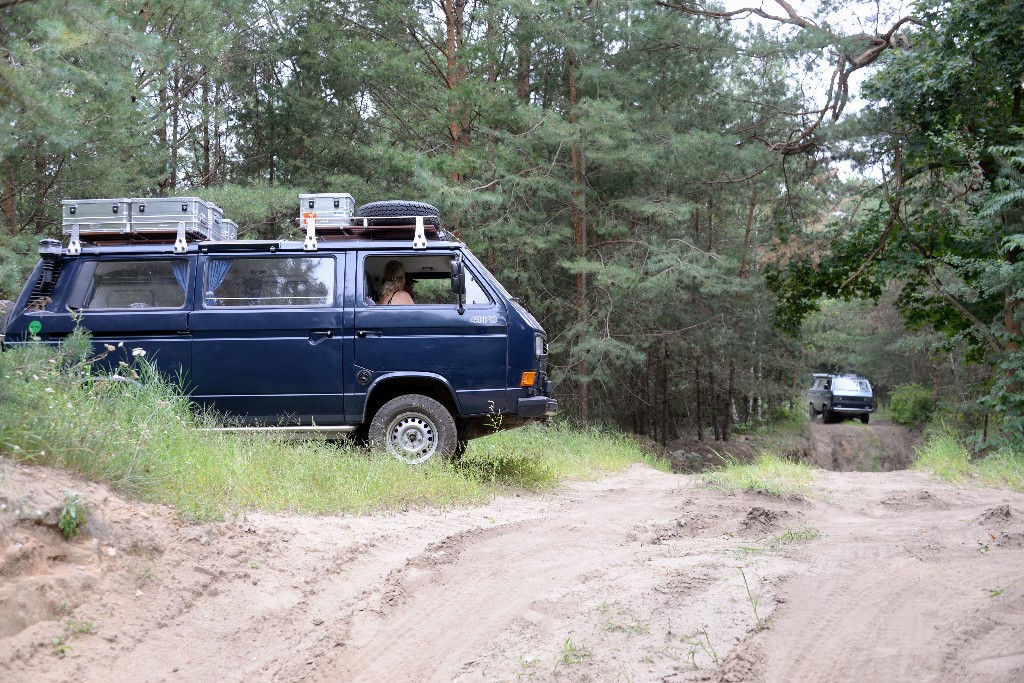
[1,195,557,463]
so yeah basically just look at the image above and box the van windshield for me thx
[834,377,870,392]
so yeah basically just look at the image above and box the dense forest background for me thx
[1,0,1021,446]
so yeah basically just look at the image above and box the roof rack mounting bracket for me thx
[303,212,318,251]
[67,223,81,256]
[173,222,188,254]
[413,216,427,250]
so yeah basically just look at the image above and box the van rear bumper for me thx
[517,396,559,417]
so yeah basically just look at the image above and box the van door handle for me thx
[357,330,382,338]
[309,330,333,345]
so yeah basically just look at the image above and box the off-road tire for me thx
[356,200,441,228]
[860,413,870,425]
[821,405,833,424]
[368,394,457,464]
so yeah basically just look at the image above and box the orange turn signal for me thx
[520,371,537,387]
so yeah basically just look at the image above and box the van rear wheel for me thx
[369,394,457,464]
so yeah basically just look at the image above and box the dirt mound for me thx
[666,420,919,475]
[0,463,175,642]
[881,489,953,511]
[806,419,920,471]
[976,505,1020,527]
[739,506,793,535]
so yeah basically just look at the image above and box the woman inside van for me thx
[378,260,414,305]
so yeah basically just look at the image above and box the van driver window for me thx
[364,255,492,306]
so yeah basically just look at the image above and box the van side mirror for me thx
[450,259,465,294]
[451,257,466,315]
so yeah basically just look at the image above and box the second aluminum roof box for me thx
[299,193,355,225]
[131,197,219,240]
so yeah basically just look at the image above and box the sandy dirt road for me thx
[2,438,1023,682]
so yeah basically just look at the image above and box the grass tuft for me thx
[914,430,1024,492]
[701,452,814,497]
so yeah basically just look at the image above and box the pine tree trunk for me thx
[568,38,588,423]
[170,66,179,191]
[725,359,735,441]
[709,370,720,441]
[444,0,468,182]
[661,340,670,445]
[695,356,703,441]
[516,26,531,102]
[1,175,16,233]
[202,73,211,186]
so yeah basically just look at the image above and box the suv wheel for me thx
[808,403,817,420]
[356,200,441,227]
[860,413,870,425]
[369,394,457,464]
[821,404,832,424]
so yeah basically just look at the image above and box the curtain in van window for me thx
[171,261,189,293]
[206,259,232,298]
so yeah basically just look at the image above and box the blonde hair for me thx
[379,260,406,303]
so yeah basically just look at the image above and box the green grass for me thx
[1,337,666,521]
[701,452,814,497]
[913,431,1024,492]
[738,527,822,555]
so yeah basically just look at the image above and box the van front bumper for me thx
[517,396,559,417]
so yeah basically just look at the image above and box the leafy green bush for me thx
[890,384,935,426]
[58,492,87,538]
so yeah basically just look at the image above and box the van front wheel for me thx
[369,394,457,464]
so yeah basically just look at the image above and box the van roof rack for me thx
[57,193,453,254]
[61,197,236,255]
[299,214,452,251]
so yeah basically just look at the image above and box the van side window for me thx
[204,256,335,307]
[83,260,188,309]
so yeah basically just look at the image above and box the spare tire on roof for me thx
[356,200,441,228]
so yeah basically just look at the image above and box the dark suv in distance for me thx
[808,373,874,424]
[1,193,558,463]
